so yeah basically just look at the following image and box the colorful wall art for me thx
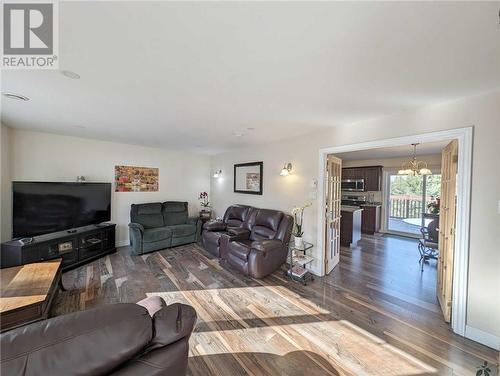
[115,165,159,192]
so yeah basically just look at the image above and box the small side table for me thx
[199,210,212,228]
[285,240,314,285]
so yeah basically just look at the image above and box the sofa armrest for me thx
[219,230,251,260]
[128,222,145,234]
[251,239,283,252]
[147,303,197,351]
[187,217,202,241]
[227,227,250,237]
[248,240,288,278]
[187,216,200,226]
[128,223,145,255]
[203,220,226,231]
[221,230,250,242]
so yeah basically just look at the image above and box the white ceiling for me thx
[1,1,499,154]
[336,140,449,161]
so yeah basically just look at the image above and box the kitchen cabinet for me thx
[342,166,382,191]
[342,168,361,180]
[361,205,381,234]
[341,168,355,180]
[364,167,382,191]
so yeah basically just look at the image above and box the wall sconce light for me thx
[213,169,222,178]
[280,163,292,176]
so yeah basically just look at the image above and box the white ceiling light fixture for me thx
[60,70,81,79]
[397,143,432,176]
[213,169,222,178]
[2,92,30,101]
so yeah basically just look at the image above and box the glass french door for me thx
[386,173,441,237]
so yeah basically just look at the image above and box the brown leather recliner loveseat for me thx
[0,298,197,376]
[202,206,293,278]
[201,205,253,257]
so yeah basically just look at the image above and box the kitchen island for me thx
[340,207,363,247]
[360,204,382,234]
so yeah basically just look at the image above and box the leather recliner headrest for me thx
[254,209,284,231]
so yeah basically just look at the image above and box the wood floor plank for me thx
[52,238,498,375]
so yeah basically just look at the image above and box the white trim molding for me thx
[465,326,500,351]
[316,127,473,338]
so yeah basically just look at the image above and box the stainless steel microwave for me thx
[341,179,365,192]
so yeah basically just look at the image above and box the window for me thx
[386,173,441,236]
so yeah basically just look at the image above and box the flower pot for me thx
[294,236,304,248]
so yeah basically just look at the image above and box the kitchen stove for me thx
[341,194,367,207]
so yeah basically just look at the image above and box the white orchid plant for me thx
[291,202,312,237]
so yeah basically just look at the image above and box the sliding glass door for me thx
[386,173,441,236]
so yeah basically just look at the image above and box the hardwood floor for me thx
[53,236,498,375]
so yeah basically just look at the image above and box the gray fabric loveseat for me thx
[129,201,201,255]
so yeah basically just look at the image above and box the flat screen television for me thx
[13,182,111,238]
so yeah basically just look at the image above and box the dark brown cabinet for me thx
[341,209,362,247]
[1,224,116,271]
[342,166,382,191]
[341,168,356,180]
[361,205,381,234]
[363,167,382,191]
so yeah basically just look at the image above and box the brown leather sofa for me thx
[201,205,253,257]
[0,299,197,376]
[202,206,293,278]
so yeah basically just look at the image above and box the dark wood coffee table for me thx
[0,259,62,332]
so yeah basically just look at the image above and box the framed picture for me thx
[115,165,159,192]
[234,162,263,195]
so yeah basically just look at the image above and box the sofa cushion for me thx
[131,203,165,229]
[225,206,250,227]
[143,227,172,243]
[250,209,284,240]
[229,240,253,261]
[256,209,283,231]
[168,224,197,238]
[163,202,188,226]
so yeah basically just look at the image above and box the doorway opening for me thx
[317,127,472,336]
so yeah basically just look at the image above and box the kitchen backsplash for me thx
[341,190,383,203]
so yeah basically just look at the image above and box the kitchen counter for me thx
[360,203,382,207]
[341,206,364,212]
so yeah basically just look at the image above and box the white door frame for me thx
[316,126,473,336]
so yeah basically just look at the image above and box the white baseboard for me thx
[115,239,129,248]
[465,325,500,350]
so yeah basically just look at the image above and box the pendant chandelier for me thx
[397,143,432,176]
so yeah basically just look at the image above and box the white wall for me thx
[211,91,500,345]
[0,123,12,243]
[5,129,211,246]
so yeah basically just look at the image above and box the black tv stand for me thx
[1,224,116,271]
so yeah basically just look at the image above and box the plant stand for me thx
[285,240,314,285]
